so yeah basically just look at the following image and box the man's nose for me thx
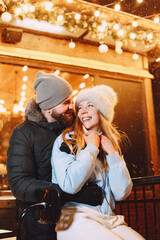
[69,102,74,109]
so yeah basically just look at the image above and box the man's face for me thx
[50,95,76,127]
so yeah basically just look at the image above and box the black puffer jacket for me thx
[7,98,63,240]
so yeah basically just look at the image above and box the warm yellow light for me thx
[132,21,138,27]
[98,25,105,32]
[69,41,76,48]
[0,99,5,104]
[54,70,60,75]
[102,20,107,27]
[22,84,27,90]
[80,83,86,88]
[117,29,124,36]
[132,53,139,60]
[73,90,78,95]
[130,33,136,39]
[45,2,53,11]
[21,91,26,97]
[94,10,100,17]
[57,15,63,21]
[23,76,28,82]
[147,33,153,40]
[137,0,143,3]
[98,44,108,53]
[84,74,89,79]
[29,5,35,12]
[154,17,159,24]
[114,24,119,30]
[13,102,19,114]
[1,12,12,22]
[114,4,120,11]
[75,14,81,20]
[21,96,26,102]
[15,7,22,15]
[23,65,28,71]
[22,4,29,13]
[67,0,73,3]
[155,57,160,62]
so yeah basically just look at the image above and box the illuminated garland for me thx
[0,0,159,52]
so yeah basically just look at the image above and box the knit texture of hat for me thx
[33,71,73,110]
[76,85,118,122]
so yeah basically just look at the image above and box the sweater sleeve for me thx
[7,126,57,203]
[106,152,133,201]
[51,134,99,194]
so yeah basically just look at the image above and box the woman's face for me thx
[78,101,100,132]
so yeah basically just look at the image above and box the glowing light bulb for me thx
[57,15,63,21]
[132,53,139,60]
[137,0,143,3]
[73,90,78,95]
[75,13,81,20]
[69,41,76,48]
[54,70,60,75]
[147,33,153,40]
[1,12,12,22]
[29,5,35,12]
[114,24,119,30]
[130,33,136,40]
[80,83,86,88]
[132,21,138,27]
[22,84,27,90]
[117,29,124,36]
[21,91,26,97]
[23,76,28,82]
[67,0,73,2]
[84,74,89,79]
[15,7,22,15]
[98,44,108,53]
[154,17,159,24]
[114,4,120,11]
[94,10,100,17]
[45,2,53,11]
[98,25,105,32]
[23,65,28,71]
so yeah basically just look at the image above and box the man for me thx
[7,71,103,240]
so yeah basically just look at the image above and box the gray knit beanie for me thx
[76,85,118,122]
[33,71,73,110]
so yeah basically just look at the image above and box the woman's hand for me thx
[83,132,100,148]
[100,135,117,155]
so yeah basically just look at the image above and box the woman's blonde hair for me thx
[62,110,128,168]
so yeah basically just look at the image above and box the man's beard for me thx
[51,109,76,128]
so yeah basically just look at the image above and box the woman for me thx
[51,85,145,240]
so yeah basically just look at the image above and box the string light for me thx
[114,4,120,11]
[73,90,78,95]
[84,74,89,79]
[79,83,86,88]
[94,10,100,17]
[22,84,27,90]
[75,13,81,20]
[54,70,60,75]
[137,0,143,3]
[23,65,28,71]
[1,12,12,22]
[45,2,53,11]
[98,44,108,53]
[154,17,159,24]
[132,21,138,27]
[69,41,76,48]
[23,76,28,82]
[132,53,139,60]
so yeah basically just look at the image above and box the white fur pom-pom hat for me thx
[76,85,118,122]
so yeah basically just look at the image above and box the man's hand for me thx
[61,182,103,206]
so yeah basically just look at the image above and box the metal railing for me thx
[115,175,160,240]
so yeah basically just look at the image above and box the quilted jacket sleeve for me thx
[7,125,58,203]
